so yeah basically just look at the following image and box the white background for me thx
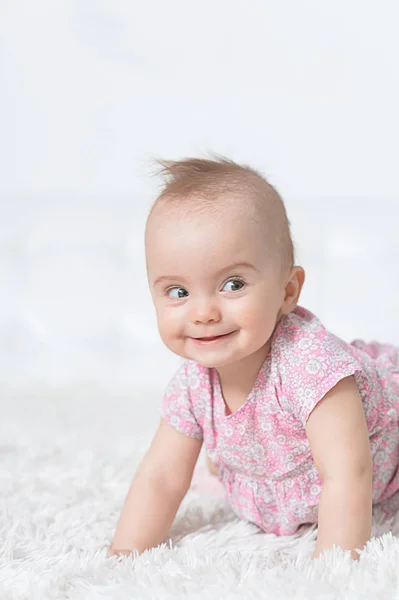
[1,0,398,395]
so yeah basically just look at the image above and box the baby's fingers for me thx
[107,546,137,560]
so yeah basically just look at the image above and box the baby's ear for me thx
[283,266,305,312]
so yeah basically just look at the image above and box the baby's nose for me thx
[191,299,221,324]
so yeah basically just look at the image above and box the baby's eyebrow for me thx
[152,262,258,287]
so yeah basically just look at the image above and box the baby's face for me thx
[145,206,288,369]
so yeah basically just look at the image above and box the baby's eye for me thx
[222,279,245,292]
[166,287,189,299]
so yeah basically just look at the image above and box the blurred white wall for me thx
[1,0,398,393]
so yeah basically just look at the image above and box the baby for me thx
[109,157,399,561]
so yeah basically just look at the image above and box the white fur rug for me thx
[2,383,399,599]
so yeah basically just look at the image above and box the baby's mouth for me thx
[192,331,236,343]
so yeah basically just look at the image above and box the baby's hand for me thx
[107,546,137,560]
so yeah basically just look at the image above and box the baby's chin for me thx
[181,350,244,369]
[166,347,229,368]
[166,336,247,367]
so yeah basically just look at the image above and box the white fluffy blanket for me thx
[2,383,399,599]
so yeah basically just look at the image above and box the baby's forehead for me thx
[146,210,277,283]
[147,208,266,257]
[147,192,263,231]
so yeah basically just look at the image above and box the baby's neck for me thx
[216,341,271,400]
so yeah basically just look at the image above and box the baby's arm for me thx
[305,375,373,560]
[109,419,202,557]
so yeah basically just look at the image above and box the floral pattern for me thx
[161,306,399,535]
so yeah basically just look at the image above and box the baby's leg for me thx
[206,455,219,476]
[191,454,226,498]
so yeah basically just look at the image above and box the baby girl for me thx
[109,157,399,561]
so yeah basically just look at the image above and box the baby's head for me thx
[145,156,305,369]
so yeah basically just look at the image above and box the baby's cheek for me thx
[158,315,172,340]
[157,312,181,345]
[242,310,276,347]
[230,297,258,324]
[238,300,266,329]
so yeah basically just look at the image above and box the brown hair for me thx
[148,155,295,272]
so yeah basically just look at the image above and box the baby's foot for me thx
[191,464,227,498]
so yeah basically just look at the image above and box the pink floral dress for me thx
[161,306,399,535]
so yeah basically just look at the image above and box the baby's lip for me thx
[194,331,234,340]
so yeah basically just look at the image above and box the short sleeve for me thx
[161,361,203,440]
[278,326,366,427]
